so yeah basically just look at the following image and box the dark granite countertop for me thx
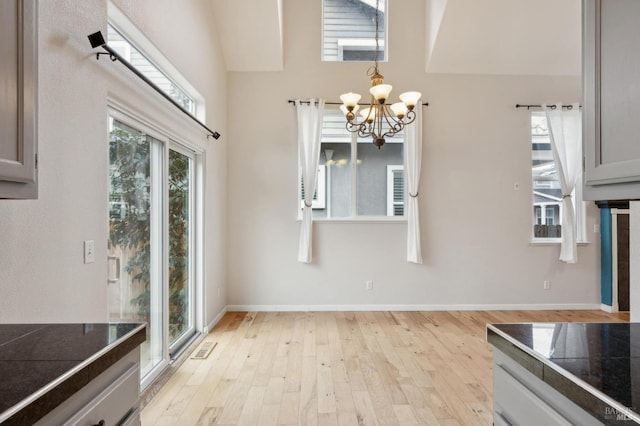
[0,323,145,425]
[487,322,640,425]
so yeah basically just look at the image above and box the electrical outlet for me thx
[594,223,600,233]
[543,280,550,290]
[84,240,95,264]
[513,182,520,191]
[366,280,373,291]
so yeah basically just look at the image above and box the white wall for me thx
[226,0,601,310]
[0,0,601,319]
[0,0,227,326]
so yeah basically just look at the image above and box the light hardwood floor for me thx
[141,310,629,425]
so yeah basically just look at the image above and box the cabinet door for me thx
[583,0,640,199]
[494,364,574,426]
[62,364,139,426]
[0,0,37,199]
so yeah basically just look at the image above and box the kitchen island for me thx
[0,323,145,425]
[487,322,640,425]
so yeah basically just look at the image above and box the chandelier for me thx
[339,0,421,149]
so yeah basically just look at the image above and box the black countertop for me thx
[488,322,640,425]
[0,323,145,425]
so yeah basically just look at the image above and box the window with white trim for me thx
[338,39,385,61]
[107,24,196,114]
[322,0,387,62]
[105,7,206,390]
[298,107,404,219]
[300,165,326,209]
[387,165,404,216]
[530,112,586,242]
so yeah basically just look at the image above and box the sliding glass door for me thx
[107,113,196,387]
[168,148,195,351]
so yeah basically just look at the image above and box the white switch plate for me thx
[84,240,95,264]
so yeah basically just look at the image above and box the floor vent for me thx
[191,341,217,360]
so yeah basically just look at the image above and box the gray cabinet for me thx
[0,0,38,199]
[34,348,141,426]
[583,0,640,200]
[492,349,603,425]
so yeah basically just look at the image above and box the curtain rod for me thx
[515,104,581,110]
[87,31,221,140]
[288,100,429,106]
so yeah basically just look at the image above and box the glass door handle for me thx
[107,255,120,284]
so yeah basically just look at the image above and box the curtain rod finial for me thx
[88,31,105,48]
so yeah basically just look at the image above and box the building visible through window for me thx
[530,111,586,242]
[387,165,404,216]
[299,108,404,219]
[322,0,386,62]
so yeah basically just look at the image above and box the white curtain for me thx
[404,107,423,264]
[296,99,325,263]
[542,103,582,263]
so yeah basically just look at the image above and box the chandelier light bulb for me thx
[390,102,408,119]
[359,107,374,123]
[340,92,361,109]
[369,84,392,103]
[399,91,422,109]
[340,104,360,118]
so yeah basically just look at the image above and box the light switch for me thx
[84,240,95,264]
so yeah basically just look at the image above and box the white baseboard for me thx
[226,303,603,312]
[203,305,228,334]
[600,303,617,313]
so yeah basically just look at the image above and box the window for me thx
[338,39,385,61]
[322,0,387,62]
[108,112,198,390]
[106,7,204,390]
[387,165,404,216]
[299,107,404,220]
[107,24,196,114]
[530,112,586,242]
[300,165,326,209]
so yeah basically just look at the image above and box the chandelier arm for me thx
[380,106,404,139]
[381,120,404,139]
[372,108,381,140]
[382,124,404,139]
[382,106,404,134]
[381,105,399,127]
[357,124,369,139]
[402,109,417,125]
[368,119,376,138]
[345,120,361,134]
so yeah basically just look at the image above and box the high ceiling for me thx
[211,0,581,76]
[426,0,581,75]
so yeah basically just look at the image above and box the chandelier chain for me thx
[339,0,422,149]
[374,0,380,71]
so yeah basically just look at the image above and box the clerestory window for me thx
[322,0,387,62]
[107,24,196,115]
